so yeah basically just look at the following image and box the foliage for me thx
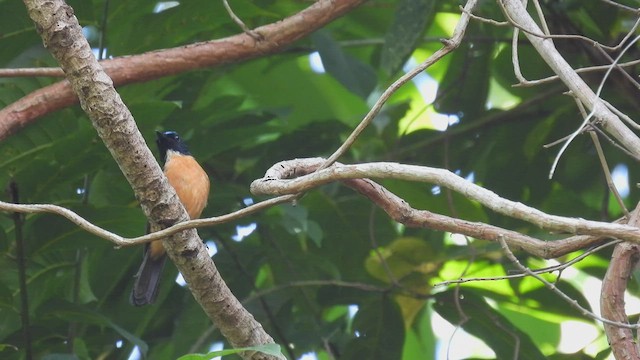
[1,0,639,359]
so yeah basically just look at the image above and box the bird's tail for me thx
[130,246,167,306]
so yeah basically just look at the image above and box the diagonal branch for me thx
[320,0,478,169]
[21,0,277,358]
[499,0,640,159]
[1,0,366,141]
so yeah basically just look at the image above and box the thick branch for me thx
[21,0,275,358]
[1,0,365,141]
[500,0,640,158]
[251,159,640,242]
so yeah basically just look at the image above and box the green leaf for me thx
[381,0,435,75]
[434,289,547,360]
[280,204,324,248]
[77,254,98,304]
[39,301,149,357]
[342,297,405,360]
[311,31,377,99]
[72,337,91,360]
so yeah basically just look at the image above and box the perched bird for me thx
[130,130,210,306]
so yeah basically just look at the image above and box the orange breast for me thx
[163,153,210,219]
[148,153,210,260]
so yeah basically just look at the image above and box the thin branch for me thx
[602,98,640,131]
[572,95,630,217]
[532,0,551,36]
[507,4,640,88]
[458,5,508,26]
[544,118,640,162]
[499,0,628,52]
[318,0,479,170]
[499,236,640,329]
[497,0,640,175]
[511,7,527,84]
[0,195,296,248]
[590,130,629,216]
[435,239,621,286]
[243,280,391,305]
[0,67,64,77]
[548,33,640,178]
[600,0,640,13]
[513,59,640,88]
[222,0,263,41]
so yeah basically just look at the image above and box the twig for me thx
[318,0,480,170]
[548,33,640,178]
[511,8,527,84]
[0,194,296,248]
[532,0,550,36]
[546,115,640,162]
[222,0,263,41]
[600,0,640,13]
[435,239,621,286]
[507,3,640,88]
[513,59,640,88]
[602,98,640,131]
[499,0,627,52]
[591,131,629,216]
[500,0,640,167]
[243,280,391,305]
[459,5,508,26]
[0,67,65,77]
[498,236,640,329]
[575,98,630,216]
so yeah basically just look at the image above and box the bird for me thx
[130,130,210,306]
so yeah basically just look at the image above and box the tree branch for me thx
[0,195,295,247]
[250,158,634,256]
[21,0,276,358]
[499,236,639,329]
[1,0,366,141]
[601,206,640,357]
[500,0,640,159]
[320,0,479,169]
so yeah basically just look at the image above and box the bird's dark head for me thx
[156,130,190,163]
